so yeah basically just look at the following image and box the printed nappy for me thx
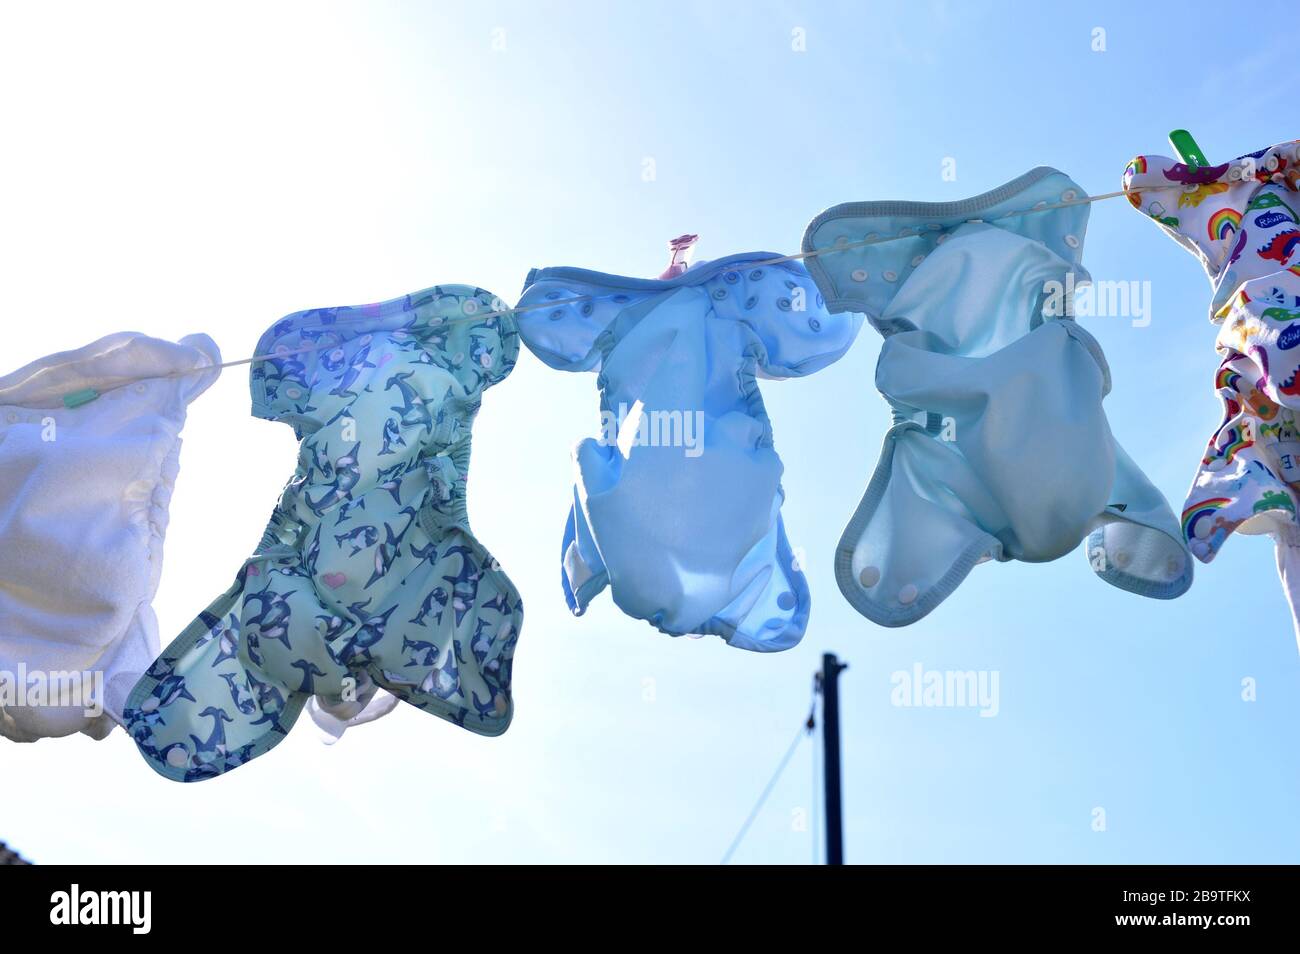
[125,285,522,780]
[1125,139,1300,643]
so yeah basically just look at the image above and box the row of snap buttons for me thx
[837,186,1086,285]
[856,565,918,605]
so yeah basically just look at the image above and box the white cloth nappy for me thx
[0,332,220,741]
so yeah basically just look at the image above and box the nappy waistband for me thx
[0,332,221,410]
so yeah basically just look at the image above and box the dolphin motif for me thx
[335,524,379,556]
[307,442,363,516]
[386,371,433,435]
[188,706,234,757]
[409,585,449,626]
[291,658,327,694]
[379,417,407,456]
[330,343,376,399]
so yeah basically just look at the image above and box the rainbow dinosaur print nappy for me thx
[1124,139,1300,641]
[1123,143,1300,555]
[125,285,522,781]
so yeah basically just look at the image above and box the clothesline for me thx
[69,183,1153,398]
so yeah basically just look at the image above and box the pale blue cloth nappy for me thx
[802,167,1192,626]
[515,253,861,650]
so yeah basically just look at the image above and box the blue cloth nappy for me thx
[515,253,861,651]
[802,167,1192,626]
[125,285,522,781]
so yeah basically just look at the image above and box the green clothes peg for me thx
[1168,129,1209,171]
[61,387,100,408]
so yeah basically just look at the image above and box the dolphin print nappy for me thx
[515,253,861,651]
[125,285,522,781]
[803,167,1192,626]
[1124,139,1300,643]
[0,332,220,741]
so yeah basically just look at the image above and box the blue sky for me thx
[1,0,1296,863]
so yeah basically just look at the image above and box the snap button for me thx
[897,583,918,605]
[462,299,480,315]
[1266,154,1280,173]
[274,344,290,356]
[1228,165,1243,182]
[1064,235,1080,249]
[858,566,880,588]
[166,747,188,768]
[911,255,925,267]
[480,352,493,367]
[285,387,302,400]
[1193,519,1213,539]
[1113,550,1131,568]
[851,269,868,282]
[883,270,898,282]
[834,236,849,248]
[134,383,148,394]
[936,234,949,244]
[1062,189,1079,201]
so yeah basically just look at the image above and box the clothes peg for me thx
[61,387,100,408]
[659,234,699,279]
[1168,129,1209,171]
[1165,129,1230,185]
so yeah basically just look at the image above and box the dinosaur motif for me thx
[1258,230,1300,266]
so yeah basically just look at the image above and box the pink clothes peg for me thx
[659,234,699,279]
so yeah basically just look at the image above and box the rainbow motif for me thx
[1126,156,1148,177]
[1209,207,1242,241]
[1216,367,1242,392]
[1181,497,1233,542]
[1205,425,1252,467]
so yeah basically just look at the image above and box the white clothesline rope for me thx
[65,183,1156,398]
